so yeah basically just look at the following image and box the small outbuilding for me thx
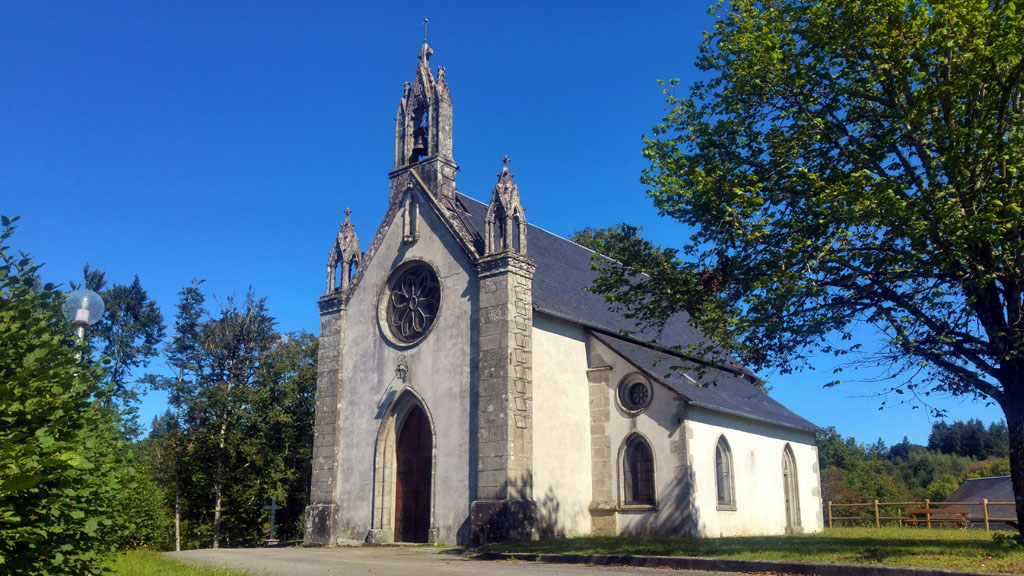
[946,476,1016,530]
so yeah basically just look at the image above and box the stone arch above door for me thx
[367,388,438,544]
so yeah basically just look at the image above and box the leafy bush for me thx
[0,216,160,574]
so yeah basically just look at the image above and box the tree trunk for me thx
[1003,386,1024,535]
[212,474,222,548]
[212,422,226,549]
[174,471,181,552]
[173,385,181,552]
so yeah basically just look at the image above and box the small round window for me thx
[382,262,440,345]
[617,373,653,414]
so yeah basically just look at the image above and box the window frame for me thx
[715,435,737,511]
[621,434,657,508]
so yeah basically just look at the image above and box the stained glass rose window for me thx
[385,263,440,344]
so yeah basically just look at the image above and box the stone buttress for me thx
[470,161,538,544]
[304,211,361,546]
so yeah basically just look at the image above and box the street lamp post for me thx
[65,288,105,343]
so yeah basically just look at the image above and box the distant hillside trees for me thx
[819,422,1010,505]
[928,419,1008,461]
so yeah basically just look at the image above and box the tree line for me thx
[0,218,316,576]
[819,420,1010,506]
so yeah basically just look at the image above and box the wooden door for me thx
[394,406,431,542]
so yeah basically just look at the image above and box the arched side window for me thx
[715,436,736,510]
[622,435,656,506]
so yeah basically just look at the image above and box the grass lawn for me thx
[482,527,1024,574]
[105,549,268,576]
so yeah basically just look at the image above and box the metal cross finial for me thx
[500,155,511,175]
[344,207,352,219]
[418,19,433,64]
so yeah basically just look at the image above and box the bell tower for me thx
[389,41,456,206]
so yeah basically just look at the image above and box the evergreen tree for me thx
[74,265,165,427]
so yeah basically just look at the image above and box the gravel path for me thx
[167,546,739,576]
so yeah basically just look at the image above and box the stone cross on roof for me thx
[418,41,433,65]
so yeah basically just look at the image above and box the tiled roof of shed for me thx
[454,192,818,432]
[945,477,1015,529]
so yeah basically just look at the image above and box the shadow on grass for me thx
[482,528,1024,565]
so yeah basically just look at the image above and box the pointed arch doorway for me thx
[394,404,432,542]
[782,445,801,534]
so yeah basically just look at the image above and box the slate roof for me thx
[593,332,818,432]
[454,193,819,433]
[945,476,1016,530]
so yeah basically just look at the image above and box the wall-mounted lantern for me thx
[395,355,409,383]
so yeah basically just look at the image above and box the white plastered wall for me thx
[587,335,692,536]
[686,406,823,536]
[531,313,593,536]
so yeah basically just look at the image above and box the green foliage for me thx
[0,216,160,575]
[816,426,1011,506]
[115,451,172,551]
[924,474,962,502]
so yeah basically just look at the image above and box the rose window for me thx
[385,264,440,344]
[618,374,653,414]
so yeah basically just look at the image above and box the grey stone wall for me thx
[587,364,616,536]
[471,252,536,544]
[304,294,344,546]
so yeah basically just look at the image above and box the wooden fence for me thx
[827,499,1016,530]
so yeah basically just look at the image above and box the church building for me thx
[304,43,823,546]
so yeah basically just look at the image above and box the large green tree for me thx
[142,283,316,548]
[588,0,1024,529]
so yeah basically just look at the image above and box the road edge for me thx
[471,551,1006,576]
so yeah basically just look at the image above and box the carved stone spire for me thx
[390,41,456,206]
[485,156,527,255]
[326,208,362,293]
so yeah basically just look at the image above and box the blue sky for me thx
[2,1,1005,446]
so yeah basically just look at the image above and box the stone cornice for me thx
[318,293,344,315]
[477,251,536,279]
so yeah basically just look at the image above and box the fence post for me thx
[827,501,833,528]
[874,500,880,528]
[983,499,990,531]
[924,498,931,529]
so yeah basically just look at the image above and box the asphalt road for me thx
[166,547,743,576]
